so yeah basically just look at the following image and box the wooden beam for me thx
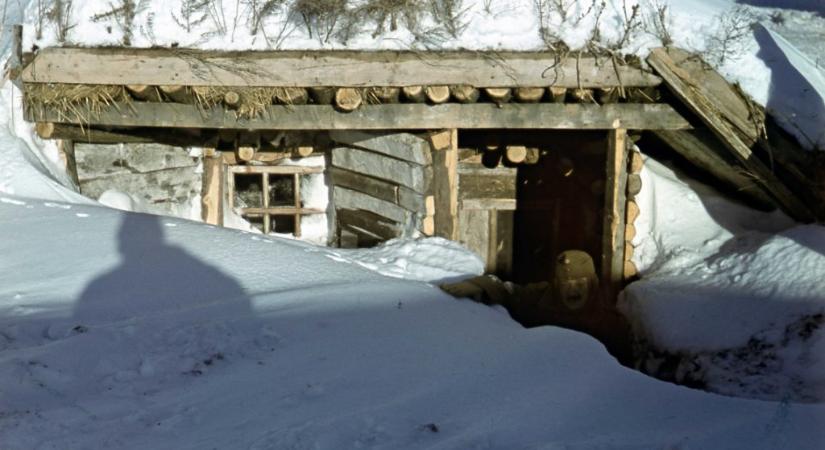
[433,129,459,240]
[602,129,628,300]
[26,102,691,130]
[57,140,80,188]
[22,48,663,89]
[647,48,812,221]
[201,152,224,226]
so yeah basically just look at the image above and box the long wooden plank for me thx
[433,130,459,240]
[22,48,662,88]
[602,129,628,299]
[647,48,812,221]
[25,102,691,130]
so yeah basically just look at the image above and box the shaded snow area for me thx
[3,199,825,449]
[622,155,825,403]
[17,0,825,150]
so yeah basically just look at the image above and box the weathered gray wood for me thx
[22,48,663,88]
[329,167,398,204]
[433,130,459,240]
[333,186,409,224]
[461,198,517,211]
[459,208,490,267]
[58,140,80,188]
[626,173,642,197]
[648,47,812,221]
[309,87,335,104]
[365,87,400,104]
[493,210,514,278]
[602,129,628,295]
[459,173,517,200]
[653,129,774,208]
[397,188,431,214]
[36,122,156,144]
[331,146,431,193]
[228,165,322,175]
[25,102,692,130]
[337,208,401,241]
[329,130,433,165]
[450,85,480,103]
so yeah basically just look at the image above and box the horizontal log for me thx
[22,48,663,88]
[36,122,155,143]
[241,207,324,215]
[26,102,692,130]
[331,146,432,194]
[329,167,398,204]
[460,198,517,211]
[329,130,433,165]
[333,186,409,223]
[337,208,401,241]
[227,165,323,175]
[459,173,517,200]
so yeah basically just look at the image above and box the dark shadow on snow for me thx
[74,213,251,325]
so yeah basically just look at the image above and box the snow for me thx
[3,0,825,447]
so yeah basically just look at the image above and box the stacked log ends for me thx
[127,84,162,102]
[624,150,644,280]
[223,91,241,109]
[425,86,451,104]
[366,87,401,104]
[524,147,541,165]
[568,88,594,103]
[309,87,336,105]
[334,88,363,112]
[515,87,545,103]
[274,87,309,105]
[450,85,480,104]
[597,87,620,104]
[402,86,427,103]
[484,88,512,105]
[548,86,567,103]
[505,145,528,164]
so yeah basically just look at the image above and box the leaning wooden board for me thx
[647,47,812,222]
[22,48,663,89]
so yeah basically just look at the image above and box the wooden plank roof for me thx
[21,47,662,89]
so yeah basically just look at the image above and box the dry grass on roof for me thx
[24,83,130,126]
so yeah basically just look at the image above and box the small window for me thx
[228,165,324,237]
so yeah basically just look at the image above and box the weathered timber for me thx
[333,186,408,223]
[461,198,517,211]
[548,86,567,103]
[626,200,640,224]
[597,87,620,104]
[293,146,314,158]
[459,209,490,266]
[331,146,431,193]
[25,102,691,130]
[450,85,480,103]
[159,85,192,103]
[221,150,288,165]
[36,122,151,143]
[629,149,644,173]
[224,91,241,109]
[366,87,400,104]
[653,129,774,208]
[202,152,223,225]
[329,130,433,165]
[127,84,162,102]
[329,167,398,204]
[626,173,642,197]
[237,146,255,161]
[57,140,80,187]
[274,87,309,105]
[397,188,432,214]
[505,145,528,164]
[627,86,661,103]
[309,87,335,104]
[602,129,628,298]
[484,88,512,104]
[240,207,324,215]
[401,86,427,102]
[459,172,517,200]
[433,130,459,240]
[428,130,453,151]
[524,147,541,164]
[337,208,401,241]
[648,47,810,220]
[335,88,363,112]
[425,86,451,104]
[22,48,663,88]
[228,165,323,175]
[514,87,545,103]
[569,88,594,103]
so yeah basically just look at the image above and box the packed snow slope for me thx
[2,197,825,449]
[19,0,825,150]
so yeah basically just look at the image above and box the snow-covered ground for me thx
[2,0,825,448]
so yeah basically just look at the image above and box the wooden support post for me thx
[202,150,224,226]
[262,172,271,234]
[601,129,628,302]
[294,172,302,237]
[433,129,459,240]
[57,140,80,188]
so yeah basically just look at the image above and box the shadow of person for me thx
[74,213,251,326]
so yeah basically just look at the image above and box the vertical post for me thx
[601,129,629,302]
[201,149,224,226]
[8,25,22,79]
[57,140,80,188]
[262,173,271,234]
[432,129,459,240]
[293,172,302,238]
